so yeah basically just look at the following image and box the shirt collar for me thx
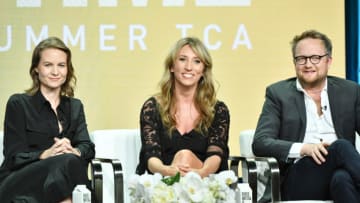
[296,78,328,93]
[32,90,48,113]
[32,90,69,113]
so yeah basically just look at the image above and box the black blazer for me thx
[0,91,95,183]
[252,76,360,175]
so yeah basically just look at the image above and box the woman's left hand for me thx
[177,165,206,178]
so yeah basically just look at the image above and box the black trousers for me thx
[282,139,360,202]
[0,154,90,203]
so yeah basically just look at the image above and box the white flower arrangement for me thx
[128,170,238,203]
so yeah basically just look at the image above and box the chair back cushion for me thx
[90,129,141,175]
[239,129,255,157]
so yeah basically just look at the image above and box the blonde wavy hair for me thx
[156,37,217,135]
[26,36,76,97]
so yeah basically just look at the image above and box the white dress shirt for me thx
[288,79,338,159]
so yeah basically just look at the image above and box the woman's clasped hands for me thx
[40,137,80,159]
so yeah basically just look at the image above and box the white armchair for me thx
[90,129,141,203]
[237,129,360,203]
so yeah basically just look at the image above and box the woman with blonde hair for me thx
[136,37,230,178]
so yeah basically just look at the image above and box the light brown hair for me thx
[26,36,76,97]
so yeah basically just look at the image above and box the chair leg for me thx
[229,156,258,203]
[91,159,103,203]
[112,159,124,203]
[242,158,258,203]
[91,158,124,203]
[267,157,281,201]
[230,157,240,179]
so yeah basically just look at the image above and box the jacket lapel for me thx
[327,78,342,138]
[290,80,307,142]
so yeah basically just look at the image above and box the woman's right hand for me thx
[148,157,179,177]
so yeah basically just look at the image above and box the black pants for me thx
[282,139,360,202]
[0,154,90,203]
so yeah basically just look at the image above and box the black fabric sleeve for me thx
[139,97,163,165]
[3,95,41,170]
[206,101,230,170]
[68,99,95,162]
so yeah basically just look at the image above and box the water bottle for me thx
[72,185,91,203]
[235,183,252,203]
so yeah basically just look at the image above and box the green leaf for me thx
[161,172,180,185]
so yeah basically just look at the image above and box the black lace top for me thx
[136,97,230,175]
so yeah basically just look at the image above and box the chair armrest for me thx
[90,158,123,203]
[229,156,281,203]
[229,156,257,203]
[253,157,281,202]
